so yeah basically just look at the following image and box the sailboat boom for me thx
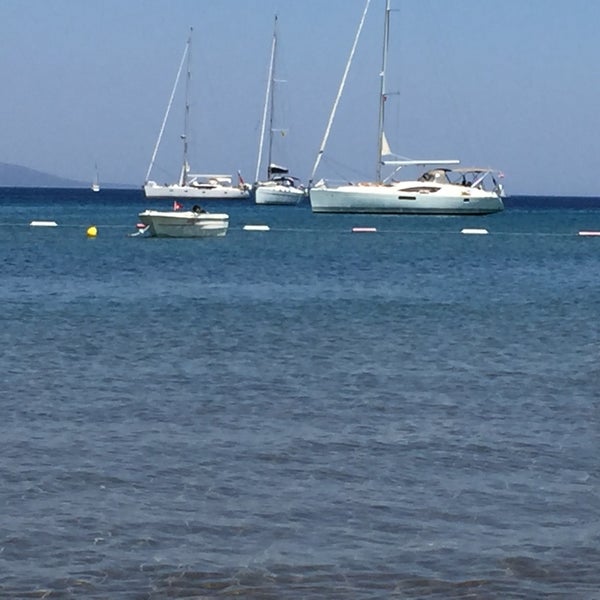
[383,159,460,166]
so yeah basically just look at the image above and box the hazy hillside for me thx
[0,162,135,188]
[0,162,86,187]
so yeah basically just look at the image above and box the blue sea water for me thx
[1,188,599,599]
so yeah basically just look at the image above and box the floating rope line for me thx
[1,221,599,237]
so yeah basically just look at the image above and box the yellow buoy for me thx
[86,226,98,237]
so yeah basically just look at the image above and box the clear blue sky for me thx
[0,0,598,195]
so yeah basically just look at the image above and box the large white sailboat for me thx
[253,16,305,206]
[143,30,250,201]
[308,0,504,215]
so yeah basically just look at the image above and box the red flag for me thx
[237,170,244,185]
[173,201,182,211]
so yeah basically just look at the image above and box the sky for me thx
[0,0,599,196]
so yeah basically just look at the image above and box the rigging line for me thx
[319,154,369,182]
[145,29,192,183]
[308,0,372,186]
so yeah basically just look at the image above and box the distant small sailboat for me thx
[91,164,100,192]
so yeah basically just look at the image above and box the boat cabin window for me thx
[273,176,296,187]
[400,186,441,193]
[418,169,450,184]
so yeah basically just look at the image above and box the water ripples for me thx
[2,193,600,598]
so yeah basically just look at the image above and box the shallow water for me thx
[1,189,599,598]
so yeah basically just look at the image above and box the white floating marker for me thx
[30,221,58,227]
[352,227,377,233]
[578,231,600,236]
[243,224,270,231]
[461,228,488,235]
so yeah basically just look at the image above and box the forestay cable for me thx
[144,31,191,183]
[309,0,371,186]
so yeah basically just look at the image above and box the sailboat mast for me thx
[179,28,193,186]
[266,16,278,180]
[376,0,391,183]
[255,16,277,183]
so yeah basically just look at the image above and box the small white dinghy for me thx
[137,204,229,238]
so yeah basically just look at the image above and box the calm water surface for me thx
[1,189,599,598]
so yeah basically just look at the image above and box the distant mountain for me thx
[0,162,84,187]
[0,162,135,188]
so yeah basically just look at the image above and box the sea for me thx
[1,188,599,599]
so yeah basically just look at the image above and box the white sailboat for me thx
[91,163,100,192]
[143,29,250,201]
[253,16,305,206]
[308,0,504,215]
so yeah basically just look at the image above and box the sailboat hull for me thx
[144,182,250,200]
[255,184,305,205]
[309,183,504,215]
